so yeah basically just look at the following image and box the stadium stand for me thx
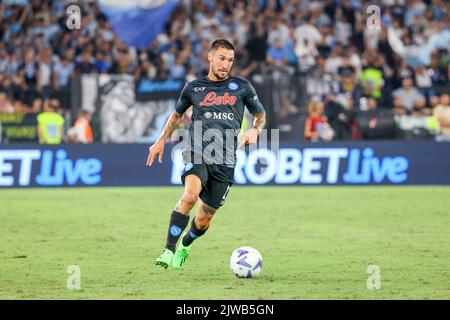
[0,0,449,143]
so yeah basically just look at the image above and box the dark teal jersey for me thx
[175,76,265,167]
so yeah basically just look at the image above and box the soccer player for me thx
[146,39,266,269]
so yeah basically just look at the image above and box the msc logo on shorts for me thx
[228,82,239,90]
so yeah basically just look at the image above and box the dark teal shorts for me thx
[181,162,234,210]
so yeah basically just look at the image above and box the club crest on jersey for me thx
[199,91,237,107]
[228,82,239,90]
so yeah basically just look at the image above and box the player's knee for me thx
[181,191,198,208]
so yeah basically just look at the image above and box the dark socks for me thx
[165,211,189,253]
[182,218,208,247]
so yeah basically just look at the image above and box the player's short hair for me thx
[210,39,235,52]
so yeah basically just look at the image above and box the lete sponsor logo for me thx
[0,149,102,187]
[199,92,237,107]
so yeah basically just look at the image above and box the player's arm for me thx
[252,111,266,134]
[239,82,266,147]
[146,111,182,166]
[146,83,191,166]
[239,111,266,147]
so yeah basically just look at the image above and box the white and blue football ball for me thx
[230,246,263,278]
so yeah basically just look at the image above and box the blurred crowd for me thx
[0,0,449,143]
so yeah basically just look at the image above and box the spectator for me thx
[293,15,322,58]
[335,8,353,46]
[0,75,15,101]
[94,50,111,74]
[266,37,292,73]
[36,99,65,144]
[307,56,338,101]
[109,47,135,75]
[52,49,74,110]
[392,78,427,115]
[19,51,39,89]
[360,63,383,100]
[415,64,435,103]
[68,110,94,144]
[429,94,441,110]
[428,53,449,86]
[337,55,356,82]
[169,55,187,80]
[134,55,157,80]
[53,49,74,90]
[74,49,96,75]
[296,38,318,73]
[18,50,39,105]
[324,44,345,75]
[433,94,450,140]
[325,95,357,140]
[37,47,53,99]
[267,16,290,47]
[245,22,268,64]
[0,49,20,77]
[304,100,334,142]
[30,97,43,113]
[0,92,14,113]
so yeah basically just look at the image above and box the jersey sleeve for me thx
[175,83,192,115]
[243,82,265,114]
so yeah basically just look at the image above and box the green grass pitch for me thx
[1,186,449,299]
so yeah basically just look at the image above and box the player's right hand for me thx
[146,140,165,166]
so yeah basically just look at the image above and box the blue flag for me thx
[98,0,180,49]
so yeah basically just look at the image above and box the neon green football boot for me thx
[172,237,192,269]
[155,249,174,269]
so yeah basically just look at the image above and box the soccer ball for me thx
[230,246,263,278]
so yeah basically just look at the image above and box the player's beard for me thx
[213,68,229,80]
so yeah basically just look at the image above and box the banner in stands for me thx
[90,75,180,143]
[136,78,184,101]
[98,0,180,49]
[0,113,38,143]
[1,141,450,187]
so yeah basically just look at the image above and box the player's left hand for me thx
[238,128,260,148]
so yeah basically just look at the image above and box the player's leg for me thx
[172,199,217,269]
[155,174,202,269]
[173,167,233,269]
[182,198,216,246]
